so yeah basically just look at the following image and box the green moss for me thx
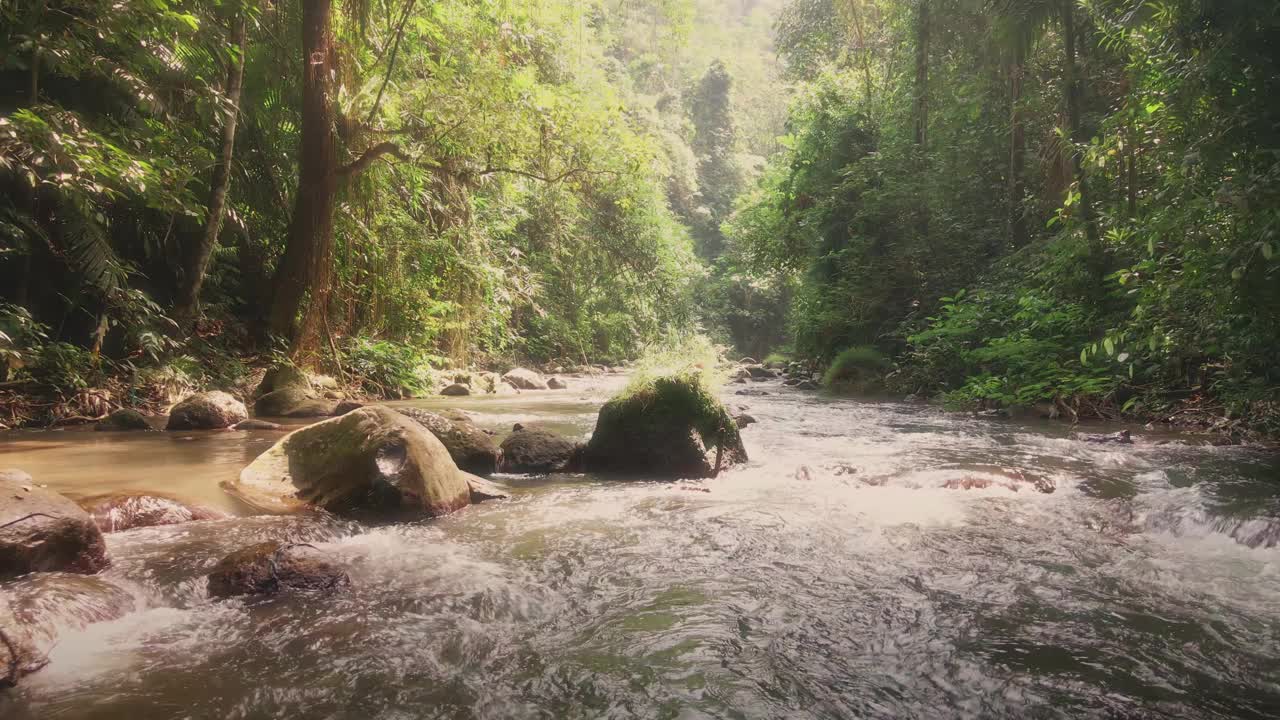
[763,352,792,365]
[823,346,891,392]
[605,370,740,451]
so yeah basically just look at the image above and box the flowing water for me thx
[2,375,1279,719]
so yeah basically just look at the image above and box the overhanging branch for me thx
[339,142,409,176]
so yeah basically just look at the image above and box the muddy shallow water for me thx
[2,375,1279,719]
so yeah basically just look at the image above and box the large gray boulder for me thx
[1,469,109,578]
[206,541,349,598]
[582,374,748,479]
[503,367,548,390]
[225,406,471,518]
[166,391,248,430]
[499,427,581,473]
[396,408,499,476]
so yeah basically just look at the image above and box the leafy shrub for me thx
[823,346,890,392]
[624,334,724,396]
[343,338,436,398]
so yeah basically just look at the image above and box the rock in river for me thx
[253,386,336,418]
[1,573,136,687]
[582,374,747,479]
[225,406,472,518]
[206,541,349,598]
[440,383,471,396]
[1,469,109,577]
[396,407,500,476]
[165,391,248,430]
[253,364,311,398]
[80,494,227,533]
[499,427,581,473]
[503,367,548,390]
[93,408,154,432]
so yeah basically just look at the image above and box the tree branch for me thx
[364,0,419,126]
[339,142,409,177]
[477,165,616,184]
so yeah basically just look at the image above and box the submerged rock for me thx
[1,469,109,577]
[226,406,471,518]
[464,473,510,503]
[735,413,758,428]
[0,593,44,688]
[503,367,548,390]
[206,541,348,598]
[1,573,136,687]
[1082,430,1133,445]
[80,494,227,533]
[794,380,819,391]
[499,427,581,473]
[93,408,153,432]
[582,374,747,479]
[165,391,248,431]
[396,407,499,476]
[233,419,283,431]
[547,377,568,390]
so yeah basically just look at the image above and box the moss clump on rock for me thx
[583,370,746,479]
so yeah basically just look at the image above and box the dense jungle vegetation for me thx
[1,0,1278,434]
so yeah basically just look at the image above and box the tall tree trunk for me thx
[176,13,247,320]
[1060,0,1102,261]
[913,0,930,149]
[1008,42,1028,249]
[269,0,339,345]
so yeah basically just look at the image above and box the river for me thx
[2,374,1278,719]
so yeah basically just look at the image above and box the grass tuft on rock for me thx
[823,346,891,392]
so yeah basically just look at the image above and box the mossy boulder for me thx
[206,541,348,598]
[582,374,747,479]
[441,383,471,396]
[93,408,153,432]
[253,386,336,418]
[396,408,498,475]
[499,427,582,473]
[225,406,471,518]
[1,469,109,577]
[254,364,312,399]
[165,391,248,430]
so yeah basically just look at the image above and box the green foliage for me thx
[736,0,1280,428]
[823,346,889,392]
[611,365,738,451]
[623,334,725,398]
[341,338,437,399]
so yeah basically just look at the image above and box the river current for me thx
[1,375,1278,719]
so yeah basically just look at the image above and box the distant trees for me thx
[689,59,742,258]
[734,0,1280,424]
